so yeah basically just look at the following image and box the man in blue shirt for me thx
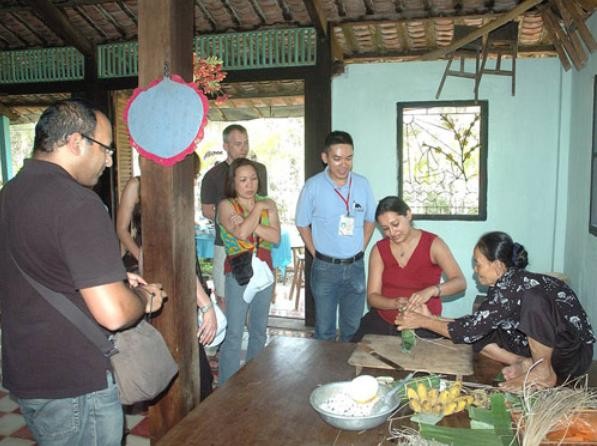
[295,131,376,341]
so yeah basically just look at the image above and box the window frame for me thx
[397,100,488,221]
[589,76,597,236]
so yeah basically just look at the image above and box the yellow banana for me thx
[416,382,428,401]
[407,387,419,401]
[438,389,450,405]
[409,398,422,412]
[455,397,468,412]
[421,400,433,413]
[447,381,462,400]
[431,403,443,416]
[463,395,474,406]
[443,401,458,416]
[427,388,439,405]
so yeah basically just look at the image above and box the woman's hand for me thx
[229,212,244,227]
[126,272,147,288]
[197,307,217,345]
[393,297,409,313]
[395,305,432,331]
[405,286,438,311]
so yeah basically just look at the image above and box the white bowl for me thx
[309,381,402,431]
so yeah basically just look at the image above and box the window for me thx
[397,100,488,220]
[590,76,597,236]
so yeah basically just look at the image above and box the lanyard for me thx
[333,177,352,216]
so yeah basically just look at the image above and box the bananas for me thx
[407,379,474,417]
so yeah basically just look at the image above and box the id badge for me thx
[338,214,355,236]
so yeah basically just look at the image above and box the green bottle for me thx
[401,329,416,353]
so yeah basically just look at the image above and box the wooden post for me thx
[303,32,332,327]
[137,1,199,442]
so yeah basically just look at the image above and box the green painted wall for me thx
[332,53,579,324]
[564,13,597,357]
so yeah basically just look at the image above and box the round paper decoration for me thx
[124,74,209,166]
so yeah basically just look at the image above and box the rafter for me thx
[422,0,544,60]
[95,3,127,38]
[9,11,48,46]
[115,0,137,25]
[25,0,95,57]
[303,0,328,36]
[0,102,21,121]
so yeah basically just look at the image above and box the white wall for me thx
[332,55,570,319]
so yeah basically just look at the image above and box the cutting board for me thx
[349,334,473,376]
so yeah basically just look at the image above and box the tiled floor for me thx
[0,324,312,445]
[0,386,151,446]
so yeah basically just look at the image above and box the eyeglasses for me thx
[81,134,115,157]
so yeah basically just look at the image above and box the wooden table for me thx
[157,337,597,446]
[158,337,490,445]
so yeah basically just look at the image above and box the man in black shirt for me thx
[0,100,165,445]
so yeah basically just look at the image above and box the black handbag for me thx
[9,253,178,405]
[229,250,254,286]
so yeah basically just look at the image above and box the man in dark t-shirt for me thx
[0,100,165,446]
[200,124,267,307]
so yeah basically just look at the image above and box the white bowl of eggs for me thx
[309,375,403,431]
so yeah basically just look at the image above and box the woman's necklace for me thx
[397,232,416,258]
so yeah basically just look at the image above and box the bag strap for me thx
[1,192,117,357]
[9,253,117,357]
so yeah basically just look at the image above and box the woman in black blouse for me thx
[396,231,595,390]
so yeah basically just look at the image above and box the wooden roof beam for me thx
[543,6,586,69]
[422,0,544,60]
[303,0,328,36]
[0,102,21,121]
[25,0,95,57]
[304,0,344,62]
[566,0,597,52]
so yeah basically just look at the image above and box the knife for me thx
[360,344,403,370]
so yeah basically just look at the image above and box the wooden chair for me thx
[288,246,305,311]
[477,22,518,98]
[436,25,483,100]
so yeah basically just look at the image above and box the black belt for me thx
[315,251,364,265]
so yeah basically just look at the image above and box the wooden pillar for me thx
[137,1,199,442]
[303,34,332,326]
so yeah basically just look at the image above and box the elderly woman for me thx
[397,231,595,390]
[217,157,280,384]
[351,196,466,342]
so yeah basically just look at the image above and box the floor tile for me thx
[0,398,18,414]
[10,426,33,441]
[129,416,150,437]
[125,413,146,431]
[0,414,25,437]
[0,438,35,445]
[125,434,150,446]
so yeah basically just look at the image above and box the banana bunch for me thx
[407,380,473,416]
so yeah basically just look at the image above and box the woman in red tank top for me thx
[351,196,466,342]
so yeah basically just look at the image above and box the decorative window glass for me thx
[397,100,488,220]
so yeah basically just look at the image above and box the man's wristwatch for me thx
[199,302,213,314]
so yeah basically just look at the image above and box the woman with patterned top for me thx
[351,196,466,342]
[397,231,595,390]
[217,157,280,384]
